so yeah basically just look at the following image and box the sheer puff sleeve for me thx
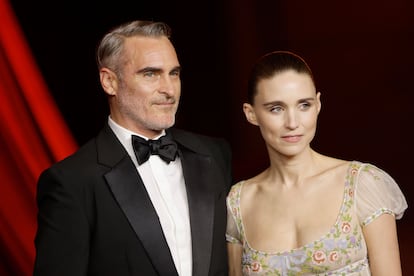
[355,163,408,227]
[226,182,243,244]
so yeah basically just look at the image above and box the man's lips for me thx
[153,99,176,106]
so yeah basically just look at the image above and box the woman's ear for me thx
[243,103,259,126]
[316,92,322,114]
[100,68,118,96]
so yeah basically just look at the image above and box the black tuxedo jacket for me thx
[34,125,232,276]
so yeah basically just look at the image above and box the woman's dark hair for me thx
[247,51,315,104]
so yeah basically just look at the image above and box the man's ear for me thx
[243,103,259,126]
[100,68,118,96]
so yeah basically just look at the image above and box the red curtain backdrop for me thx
[0,0,78,274]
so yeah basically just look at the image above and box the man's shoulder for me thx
[44,137,97,171]
[44,125,113,169]
[169,128,229,151]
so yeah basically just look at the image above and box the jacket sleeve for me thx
[34,166,90,276]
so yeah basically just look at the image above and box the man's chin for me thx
[151,120,175,131]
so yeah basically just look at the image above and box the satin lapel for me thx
[180,150,216,276]
[103,148,178,275]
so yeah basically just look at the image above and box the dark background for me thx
[10,0,413,273]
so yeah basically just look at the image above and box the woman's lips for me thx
[281,135,302,143]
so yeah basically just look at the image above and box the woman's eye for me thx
[299,102,311,110]
[270,106,283,113]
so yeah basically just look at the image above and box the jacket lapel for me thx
[97,125,178,276]
[171,129,224,276]
[180,151,216,276]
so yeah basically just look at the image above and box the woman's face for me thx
[243,70,321,157]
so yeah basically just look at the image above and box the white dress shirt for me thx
[108,117,192,276]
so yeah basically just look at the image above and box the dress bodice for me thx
[226,161,407,275]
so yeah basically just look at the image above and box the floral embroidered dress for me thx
[226,161,408,275]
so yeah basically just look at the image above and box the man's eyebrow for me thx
[169,66,182,74]
[137,66,181,74]
[137,67,162,74]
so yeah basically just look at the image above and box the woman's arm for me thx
[227,242,243,276]
[363,213,402,276]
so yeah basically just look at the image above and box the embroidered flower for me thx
[251,261,262,272]
[328,251,339,262]
[341,222,351,233]
[312,250,326,264]
[350,167,358,175]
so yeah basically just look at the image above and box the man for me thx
[34,20,232,276]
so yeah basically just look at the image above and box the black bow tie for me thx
[132,134,178,165]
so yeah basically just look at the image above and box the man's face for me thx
[105,36,181,138]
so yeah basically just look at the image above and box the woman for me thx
[226,51,407,275]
